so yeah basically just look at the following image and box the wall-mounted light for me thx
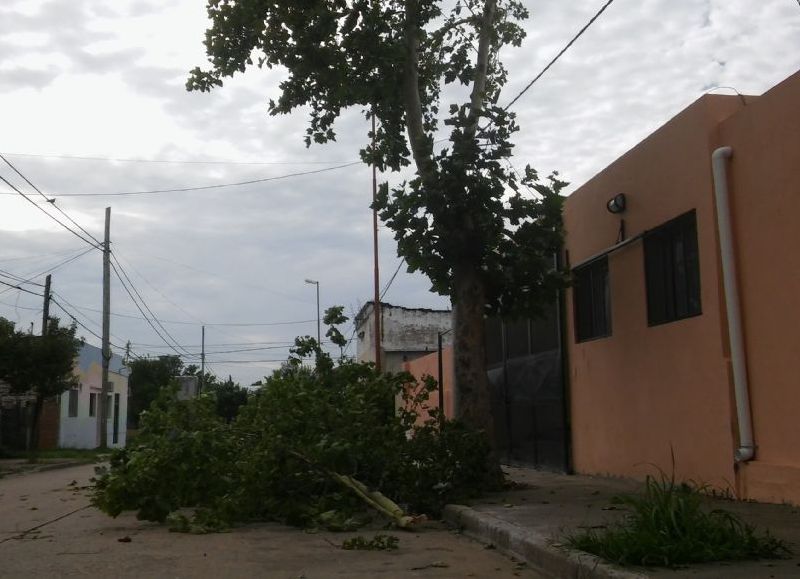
[606,193,626,214]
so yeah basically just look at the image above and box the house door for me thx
[486,299,570,471]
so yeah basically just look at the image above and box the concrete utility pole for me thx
[41,274,51,335]
[200,325,205,394]
[99,207,111,449]
[371,112,382,371]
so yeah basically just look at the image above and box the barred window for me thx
[644,210,702,326]
[68,389,79,417]
[573,257,611,342]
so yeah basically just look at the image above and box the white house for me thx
[58,343,129,449]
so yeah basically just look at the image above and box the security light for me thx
[606,193,626,214]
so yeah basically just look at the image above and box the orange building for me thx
[563,70,800,504]
[405,69,800,505]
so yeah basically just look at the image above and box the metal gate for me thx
[486,300,570,471]
[0,399,32,450]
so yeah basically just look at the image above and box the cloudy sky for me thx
[1,0,798,386]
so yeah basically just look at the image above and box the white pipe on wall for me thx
[711,146,755,463]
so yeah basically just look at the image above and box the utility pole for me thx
[41,274,51,335]
[99,207,111,449]
[371,112,382,371]
[200,325,205,394]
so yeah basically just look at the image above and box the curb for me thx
[0,459,97,478]
[442,504,648,579]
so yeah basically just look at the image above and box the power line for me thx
[0,151,354,166]
[31,246,95,277]
[0,246,88,265]
[112,250,206,326]
[202,358,287,364]
[0,268,45,287]
[0,247,95,297]
[110,255,194,357]
[61,301,196,325]
[0,154,104,246]
[139,250,312,306]
[0,278,44,297]
[52,291,128,347]
[50,296,127,352]
[0,173,102,248]
[204,319,317,327]
[109,259,190,358]
[0,299,41,311]
[43,161,364,198]
[132,343,313,357]
[203,344,317,355]
[132,340,295,348]
[380,259,405,300]
[54,298,317,328]
[502,0,617,112]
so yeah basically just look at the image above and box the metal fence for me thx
[486,302,570,472]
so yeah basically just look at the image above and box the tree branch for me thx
[402,0,437,188]
[464,0,497,141]
[427,16,478,49]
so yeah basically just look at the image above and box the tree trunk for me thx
[452,263,494,443]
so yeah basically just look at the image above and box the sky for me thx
[1,0,798,386]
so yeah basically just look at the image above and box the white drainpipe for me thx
[711,146,755,463]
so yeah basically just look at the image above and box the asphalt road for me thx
[0,463,547,578]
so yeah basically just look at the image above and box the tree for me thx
[182,363,219,392]
[204,376,249,423]
[188,0,565,439]
[0,317,82,450]
[127,355,184,428]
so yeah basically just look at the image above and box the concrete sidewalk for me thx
[443,467,800,579]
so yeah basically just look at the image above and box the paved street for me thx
[0,464,546,578]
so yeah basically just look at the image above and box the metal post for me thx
[437,332,444,417]
[315,282,321,344]
[437,328,452,420]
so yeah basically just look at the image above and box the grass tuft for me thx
[565,472,791,567]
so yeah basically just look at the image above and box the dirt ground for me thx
[0,464,547,579]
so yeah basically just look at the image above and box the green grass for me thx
[565,473,791,568]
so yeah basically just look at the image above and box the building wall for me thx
[37,398,60,449]
[716,72,800,503]
[59,344,128,449]
[563,70,800,503]
[355,302,452,373]
[564,95,742,487]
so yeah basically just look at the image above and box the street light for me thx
[304,278,321,344]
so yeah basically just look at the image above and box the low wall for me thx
[402,346,454,423]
